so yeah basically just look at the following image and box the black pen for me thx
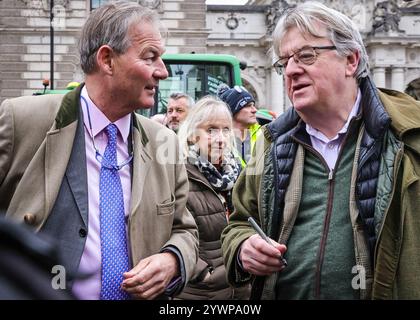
[248,217,287,266]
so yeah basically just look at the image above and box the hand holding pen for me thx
[248,217,288,266]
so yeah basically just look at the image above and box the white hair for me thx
[272,1,369,82]
[177,95,236,159]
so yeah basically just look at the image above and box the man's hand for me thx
[121,252,179,300]
[239,234,287,276]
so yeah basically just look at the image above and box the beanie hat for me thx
[217,84,255,116]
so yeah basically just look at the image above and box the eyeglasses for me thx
[206,128,231,137]
[273,45,337,75]
[81,96,133,171]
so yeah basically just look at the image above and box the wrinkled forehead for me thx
[127,16,165,41]
[127,20,166,55]
[276,20,330,56]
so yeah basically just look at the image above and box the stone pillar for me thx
[372,67,386,88]
[391,67,405,92]
[271,68,285,115]
[163,0,208,54]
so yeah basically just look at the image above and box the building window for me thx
[90,0,110,10]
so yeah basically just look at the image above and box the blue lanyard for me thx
[80,95,133,171]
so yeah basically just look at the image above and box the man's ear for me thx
[345,50,360,77]
[96,45,115,75]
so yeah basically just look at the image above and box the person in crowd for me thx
[176,96,249,299]
[217,85,260,168]
[166,92,194,132]
[0,1,198,300]
[222,1,420,299]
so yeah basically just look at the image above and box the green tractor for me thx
[33,79,80,96]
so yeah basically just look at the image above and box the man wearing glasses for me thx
[0,2,198,300]
[222,2,420,299]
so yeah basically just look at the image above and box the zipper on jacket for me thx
[292,133,349,299]
[189,177,223,200]
[314,168,335,299]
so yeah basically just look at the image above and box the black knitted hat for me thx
[217,84,255,116]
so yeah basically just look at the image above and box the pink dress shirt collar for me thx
[80,86,131,143]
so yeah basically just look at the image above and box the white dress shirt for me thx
[305,89,361,171]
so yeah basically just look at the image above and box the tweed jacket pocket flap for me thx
[156,195,175,215]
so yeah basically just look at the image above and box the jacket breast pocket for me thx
[156,194,175,216]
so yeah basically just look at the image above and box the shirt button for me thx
[328,143,334,149]
[79,228,87,238]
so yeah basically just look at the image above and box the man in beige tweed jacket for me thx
[0,2,198,300]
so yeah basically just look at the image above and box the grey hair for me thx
[177,95,236,159]
[79,1,159,74]
[272,1,369,81]
[169,92,195,109]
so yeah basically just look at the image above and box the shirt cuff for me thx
[161,245,186,297]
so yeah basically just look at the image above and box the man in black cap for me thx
[217,85,260,168]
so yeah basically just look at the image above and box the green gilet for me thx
[275,132,358,299]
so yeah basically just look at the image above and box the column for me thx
[391,67,405,92]
[372,67,386,88]
[270,68,285,115]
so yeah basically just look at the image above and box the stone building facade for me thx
[0,0,208,101]
[1,0,420,114]
[1,0,86,98]
[207,0,420,114]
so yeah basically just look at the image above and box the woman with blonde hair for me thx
[176,96,250,300]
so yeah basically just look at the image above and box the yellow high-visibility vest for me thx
[235,123,261,168]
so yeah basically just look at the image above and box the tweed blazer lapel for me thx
[6,87,83,230]
[62,108,88,227]
[45,87,85,219]
[44,123,77,218]
[130,115,152,217]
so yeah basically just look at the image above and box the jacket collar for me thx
[359,76,391,140]
[133,114,149,147]
[266,107,300,141]
[377,88,420,137]
[266,76,392,143]
[186,163,211,186]
[54,84,83,129]
[54,83,150,148]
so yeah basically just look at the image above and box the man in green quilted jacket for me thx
[222,1,420,300]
